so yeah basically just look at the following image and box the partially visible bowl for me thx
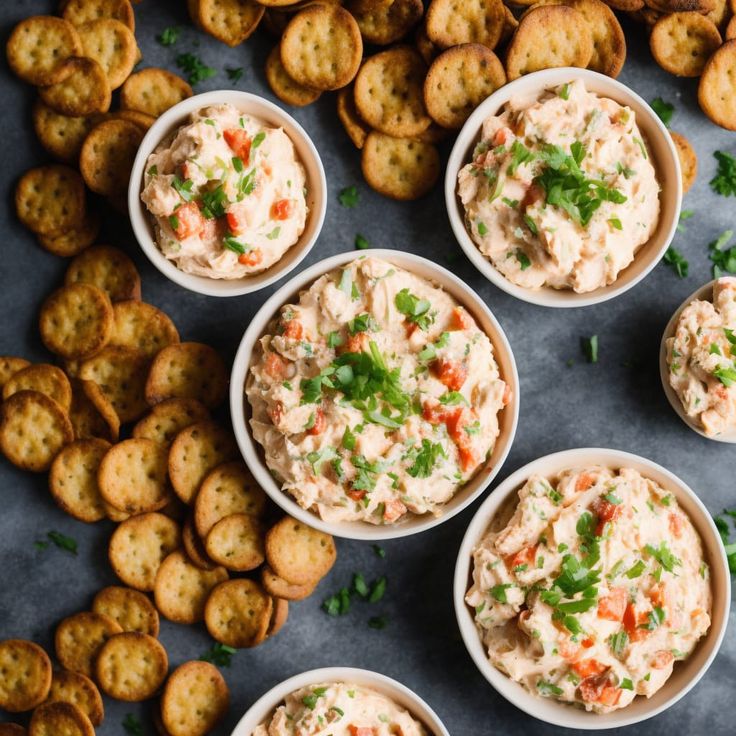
[659,278,736,443]
[445,67,682,308]
[454,447,731,729]
[229,248,520,541]
[229,667,450,736]
[128,90,326,297]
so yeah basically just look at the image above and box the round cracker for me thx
[98,438,172,514]
[650,12,722,77]
[78,345,149,423]
[15,165,86,237]
[3,364,72,412]
[415,22,438,65]
[92,586,159,637]
[182,515,218,570]
[0,357,30,390]
[506,6,594,80]
[670,131,698,193]
[349,0,424,45]
[354,47,432,137]
[0,391,73,472]
[39,56,111,117]
[160,661,229,736]
[423,44,506,129]
[153,550,228,624]
[261,564,316,600]
[194,461,267,538]
[133,398,210,446]
[62,0,136,31]
[120,68,193,117]
[645,0,714,11]
[197,0,264,46]
[567,0,626,78]
[55,612,122,678]
[68,377,120,442]
[361,131,440,200]
[29,702,93,736]
[264,516,337,585]
[337,86,369,149]
[109,109,158,131]
[265,44,321,107]
[698,39,736,129]
[267,597,289,637]
[37,211,100,258]
[205,513,265,571]
[77,19,138,89]
[32,101,98,164]
[108,512,181,591]
[65,244,142,302]
[45,670,104,727]
[281,5,363,91]
[727,15,736,40]
[426,0,505,49]
[95,632,168,701]
[204,579,273,648]
[0,640,52,713]
[145,342,228,409]
[79,118,143,196]
[109,301,179,359]
[39,283,114,361]
[49,438,111,523]
[6,16,81,86]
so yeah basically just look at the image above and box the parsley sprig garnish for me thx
[35,530,77,555]
[710,150,736,197]
[176,53,217,85]
[651,97,674,127]
[122,714,143,735]
[339,185,359,207]
[663,246,688,278]
[199,642,236,667]
[157,26,180,47]
[714,509,736,574]
[709,230,736,277]
[395,289,434,331]
[405,439,446,478]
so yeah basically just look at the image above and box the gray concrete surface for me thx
[0,1,734,734]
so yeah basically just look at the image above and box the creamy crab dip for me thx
[252,682,427,736]
[246,257,510,525]
[666,277,736,436]
[141,103,307,279]
[466,466,711,713]
[457,80,660,293]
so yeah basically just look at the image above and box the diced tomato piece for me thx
[434,358,468,391]
[422,404,480,472]
[227,210,247,235]
[650,650,674,670]
[348,727,375,736]
[578,675,606,703]
[581,637,595,649]
[669,512,684,538]
[238,249,263,266]
[271,199,292,220]
[572,659,607,679]
[383,499,407,523]
[591,495,622,536]
[343,332,369,354]
[347,489,366,502]
[306,408,325,436]
[504,545,537,571]
[597,685,622,707]
[492,128,509,146]
[264,352,288,380]
[575,473,596,492]
[623,603,650,643]
[451,306,473,330]
[404,321,418,338]
[502,383,512,406]
[171,202,205,240]
[597,587,627,622]
[648,582,667,609]
[457,445,479,472]
[282,320,304,340]
[223,128,251,163]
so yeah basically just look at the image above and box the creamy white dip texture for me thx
[457,80,660,293]
[246,257,510,525]
[666,277,736,436]
[252,682,427,736]
[466,466,711,713]
[141,103,307,279]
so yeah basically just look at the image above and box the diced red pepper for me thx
[271,198,292,220]
[227,210,247,235]
[422,403,480,472]
[383,499,407,523]
[597,685,622,707]
[575,472,596,492]
[579,673,620,706]
[434,358,468,391]
[171,202,205,240]
[223,128,251,163]
[347,490,366,502]
[238,248,263,267]
[597,587,627,622]
[591,495,622,536]
[282,320,303,340]
[451,306,473,330]
[264,352,288,380]
[558,639,581,661]
[343,333,369,354]
[348,726,375,736]
[306,408,325,436]
[581,637,595,649]
[623,603,650,643]
[504,545,537,571]
[668,512,684,538]
[572,659,607,679]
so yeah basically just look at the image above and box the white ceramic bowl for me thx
[454,447,731,729]
[128,90,326,297]
[229,248,519,540]
[445,68,682,308]
[230,667,450,736]
[659,279,736,443]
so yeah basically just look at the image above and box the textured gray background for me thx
[0,1,734,734]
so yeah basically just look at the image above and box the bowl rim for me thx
[127,89,327,297]
[453,447,731,730]
[444,67,682,308]
[659,278,736,444]
[229,666,451,736]
[229,247,520,540]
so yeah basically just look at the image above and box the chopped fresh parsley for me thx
[713,510,736,574]
[172,176,194,202]
[710,150,736,197]
[327,331,344,349]
[200,185,228,219]
[176,53,217,85]
[122,714,143,735]
[651,97,674,127]
[559,83,570,101]
[405,439,446,478]
[608,217,623,230]
[439,391,467,406]
[199,642,236,667]
[677,209,694,232]
[373,544,386,558]
[491,583,512,603]
[620,677,634,691]
[354,234,370,250]
[507,140,535,175]
[477,221,488,236]
[644,541,681,572]
[323,587,351,616]
[353,572,369,598]
[302,687,328,710]
[714,365,736,387]
[663,246,688,278]
[223,236,245,255]
[395,289,433,330]
[157,26,180,47]
[339,185,359,207]
[516,249,531,270]
[537,680,563,697]
[147,164,158,177]
[266,226,281,240]
[226,67,243,83]
[168,214,179,231]
[368,576,387,603]
[709,229,736,277]
[625,560,645,579]
[523,214,538,236]
[252,131,266,150]
[581,335,599,363]
[609,631,629,656]
[642,605,665,631]
[36,531,77,555]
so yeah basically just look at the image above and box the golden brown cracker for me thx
[281,5,363,91]
[39,56,111,117]
[110,109,157,131]
[267,597,289,637]
[426,0,505,49]
[153,550,228,624]
[39,283,114,361]
[415,23,437,65]
[3,364,72,411]
[77,18,138,89]
[160,661,229,736]
[698,39,736,129]
[120,68,193,117]
[98,438,172,514]
[265,44,322,107]
[182,515,218,570]
[108,512,182,591]
[706,0,730,30]
[354,46,432,137]
[55,612,123,678]
[651,12,722,77]
[261,564,316,600]
[37,211,100,258]
[62,0,136,31]
[566,0,626,78]
[29,702,94,736]
[45,670,104,727]
[15,165,86,237]
[49,438,111,523]
[65,245,142,302]
[727,14,736,39]
[361,131,440,200]
[32,101,98,164]
[133,398,210,446]
[337,86,370,149]
[670,131,698,192]
[205,513,265,571]
[204,579,273,647]
[265,516,336,585]
[0,358,31,390]
[68,377,120,442]
[349,0,424,45]
[645,0,714,11]
[198,0,265,46]
[0,640,52,713]
[79,118,143,196]
[92,586,160,637]
[95,632,168,701]
[109,301,179,359]
[0,391,73,472]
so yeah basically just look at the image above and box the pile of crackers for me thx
[0,635,229,736]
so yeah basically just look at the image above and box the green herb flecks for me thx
[710,150,736,197]
[122,714,144,735]
[651,98,674,127]
[157,26,180,47]
[709,230,736,277]
[395,288,434,331]
[663,247,688,278]
[176,53,217,85]
[582,335,599,363]
[199,642,236,667]
[339,186,359,208]
[226,67,243,83]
